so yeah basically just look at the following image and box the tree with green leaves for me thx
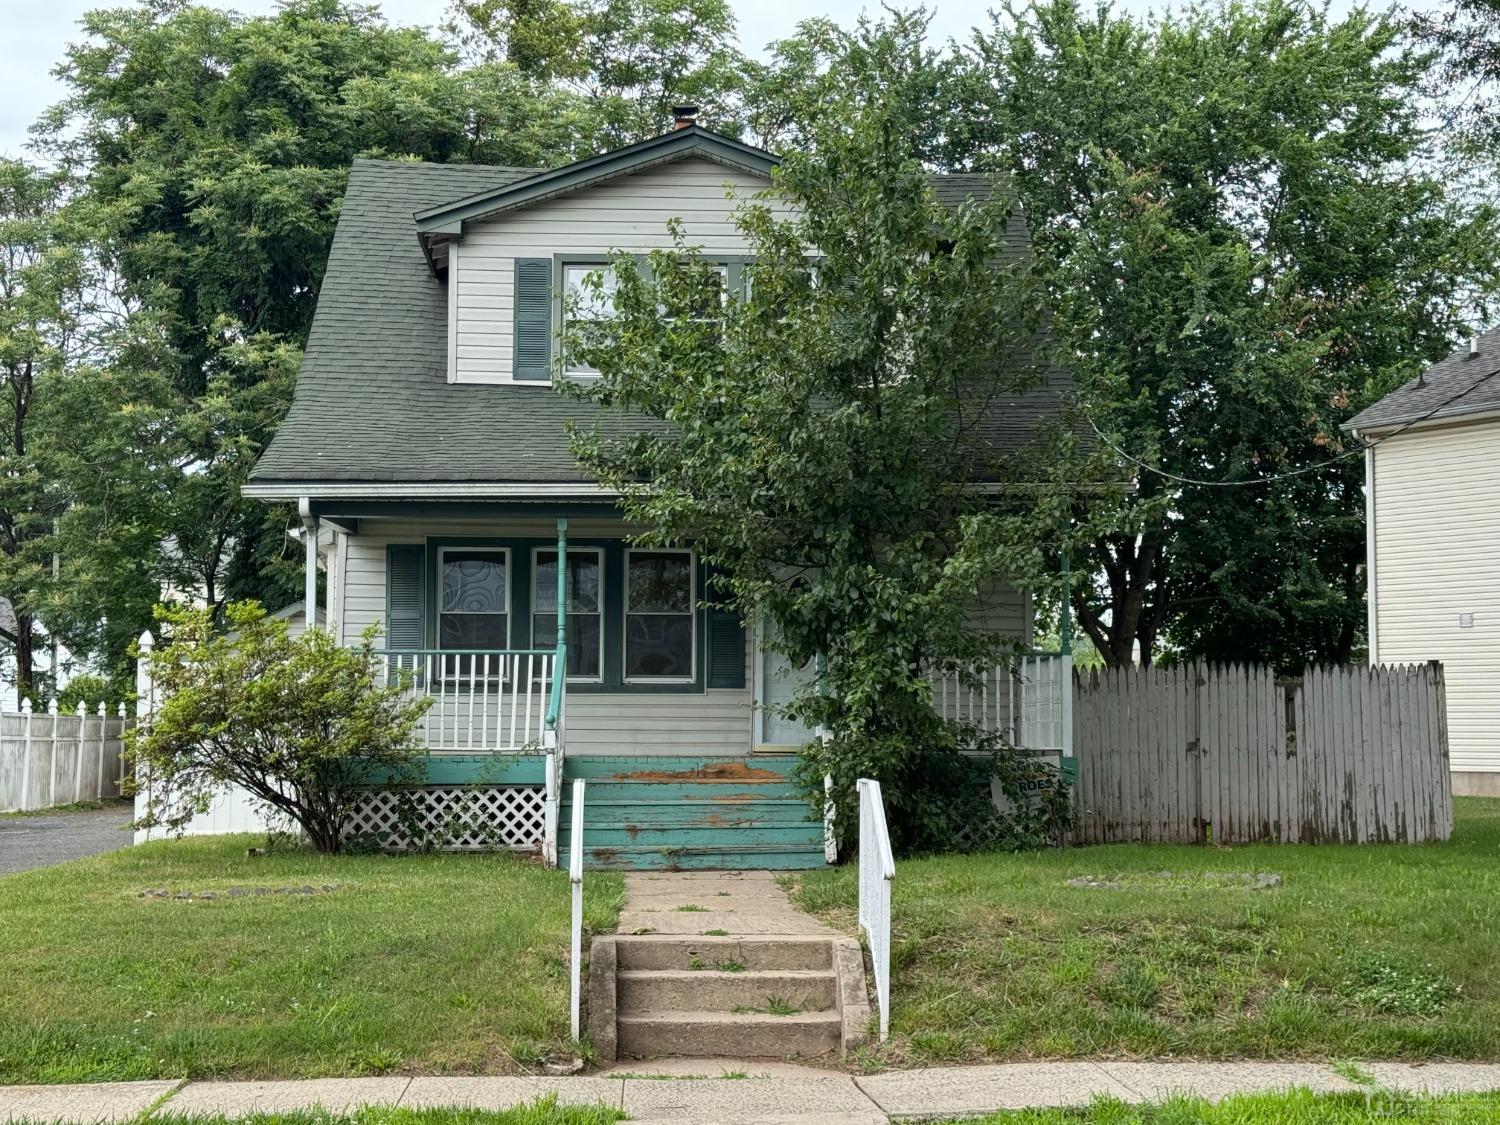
[0,160,89,702]
[975,0,1500,669]
[447,0,749,144]
[563,18,1079,853]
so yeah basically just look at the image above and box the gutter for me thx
[243,481,624,502]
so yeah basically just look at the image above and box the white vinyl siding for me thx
[449,159,785,384]
[1370,418,1500,773]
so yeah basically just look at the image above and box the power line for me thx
[1085,364,1500,489]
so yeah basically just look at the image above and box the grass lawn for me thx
[0,836,623,1084]
[945,1088,1500,1123]
[794,798,1500,1067]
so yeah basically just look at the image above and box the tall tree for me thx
[977,0,1500,669]
[447,0,749,144]
[563,18,1074,851]
[0,161,92,700]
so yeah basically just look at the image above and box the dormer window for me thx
[562,263,618,375]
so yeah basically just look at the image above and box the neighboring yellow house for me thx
[1346,331,1500,796]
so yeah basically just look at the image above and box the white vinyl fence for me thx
[0,700,131,813]
[857,777,895,1042]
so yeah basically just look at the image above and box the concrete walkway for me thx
[618,870,836,936]
[6,1061,1500,1122]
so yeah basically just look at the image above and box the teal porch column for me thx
[555,517,568,659]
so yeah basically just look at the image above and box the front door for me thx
[754,619,819,749]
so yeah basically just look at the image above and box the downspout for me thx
[298,498,319,634]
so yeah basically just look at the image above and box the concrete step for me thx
[616,1009,842,1059]
[616,936,835,972]
[617,968,838,1013]
[559,844,827,871]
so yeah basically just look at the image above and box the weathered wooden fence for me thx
[1073,663,1452,845]
[0,700,132,813]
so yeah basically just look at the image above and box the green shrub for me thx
[128,601,431,853]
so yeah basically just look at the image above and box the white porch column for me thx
[298,497,319,633]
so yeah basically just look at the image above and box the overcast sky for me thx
[1,0,1373,159]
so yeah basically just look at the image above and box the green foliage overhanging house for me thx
[243,119,1075,868]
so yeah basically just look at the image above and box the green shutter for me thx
[514,258,553,381]
[704,570,746,689]
[386,544,426,651]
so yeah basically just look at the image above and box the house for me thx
[243,115,1073,866]
[1345,328,1500,796]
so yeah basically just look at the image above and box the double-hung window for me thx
[625,549,695,681]
[562,263,618,375]
[438,548,510,651]
[532,548,603,681]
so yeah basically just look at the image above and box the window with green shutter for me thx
[513,258,553,381]
[386,544,427,650]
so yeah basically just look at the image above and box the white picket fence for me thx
[0,700,131,813]
[857,777,895,1042]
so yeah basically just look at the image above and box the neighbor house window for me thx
[625,549,695,681]
[532,548,603,681]
[562,263,618,374]
[438,548,509,650]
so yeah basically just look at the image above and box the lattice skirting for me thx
[347,785,546,852]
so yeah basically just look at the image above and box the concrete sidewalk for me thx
[6,1061,1500,1122]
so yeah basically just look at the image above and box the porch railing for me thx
[375,649,558,754]
[931,653,1067,752]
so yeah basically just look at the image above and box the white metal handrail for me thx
[374,649,556,753]
[568,777,586,1040]
[857,777,895,1042]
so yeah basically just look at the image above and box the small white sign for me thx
[1459,612,1475,629]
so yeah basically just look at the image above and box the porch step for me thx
[617,968,838,1011]
[559,755,824,871]
[562,823,820,848]
[617,1009,842,1059]
[559,842,826,871]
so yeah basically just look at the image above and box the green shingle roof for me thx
[248,155,1072,491]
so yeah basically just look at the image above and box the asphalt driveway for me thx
[0,803,134,875]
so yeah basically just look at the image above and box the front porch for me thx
[299,505,1073,864]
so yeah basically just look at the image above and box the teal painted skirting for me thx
[359,754,546,786]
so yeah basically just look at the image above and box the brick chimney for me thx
[672,105,700,130]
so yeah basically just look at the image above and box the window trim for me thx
[531,546,605,684]
[623,547,698,684]
[436,545,511,653]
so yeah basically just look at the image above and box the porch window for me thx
[438,548,510,650]
[625,549,695,681]
[532,548,603,681]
